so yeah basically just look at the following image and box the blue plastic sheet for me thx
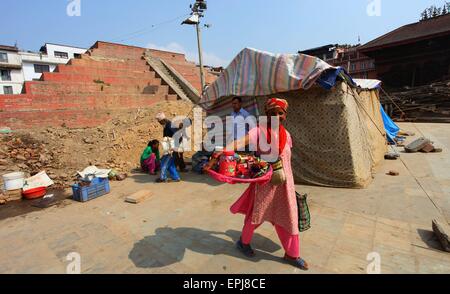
[380,105,400,143]
[317,67,347,90]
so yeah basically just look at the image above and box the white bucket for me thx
[2,172,25,191]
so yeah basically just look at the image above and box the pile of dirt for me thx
[0,100,198,189]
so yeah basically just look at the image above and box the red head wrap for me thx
[261,98,289,157]
[265,98,289,113]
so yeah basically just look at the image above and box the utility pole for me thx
[196,21,205,92]
[182,0,208,94]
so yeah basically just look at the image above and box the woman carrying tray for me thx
[205,98,309,271]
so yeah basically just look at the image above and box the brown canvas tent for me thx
[201,48,387,188]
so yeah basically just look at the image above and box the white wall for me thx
[0,50,21,66]
[0,69,24,94]
[21,62,57,81]
[45,44,86,59]
[0,49,24,94]
[0,44,87,95]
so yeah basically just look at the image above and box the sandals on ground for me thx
[236,239,255,258]
[284,254,309,271]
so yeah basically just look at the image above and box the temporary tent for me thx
[200,48,388,188]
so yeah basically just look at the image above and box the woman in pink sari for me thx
[208,98,308,270]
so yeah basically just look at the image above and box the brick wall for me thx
[0,41,213,129]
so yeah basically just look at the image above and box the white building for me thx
[0,43,87,94]
[21,43,87,82]
[0,45,23,95]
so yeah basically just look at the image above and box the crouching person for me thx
[140,140,161,175]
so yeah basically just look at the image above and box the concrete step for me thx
[68,58,150,71]
[55,64,156,78]
[40,72,162,85]
[24,81,169,96]
[1,93,170,111]
[89,48,145,60]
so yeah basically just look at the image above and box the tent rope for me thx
[346,82,387,140]
[380,87,406,118]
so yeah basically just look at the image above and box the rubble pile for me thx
[382,80,450,122]
[0,100,197,189]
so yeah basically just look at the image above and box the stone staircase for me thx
[0,41,215,129]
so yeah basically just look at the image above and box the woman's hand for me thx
[203,156,219,172]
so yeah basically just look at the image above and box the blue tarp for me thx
[380,104,400,143]
[317,67,347,90]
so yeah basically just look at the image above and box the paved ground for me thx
[0,123,449,274]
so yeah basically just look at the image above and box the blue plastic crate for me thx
[71,177,110,202]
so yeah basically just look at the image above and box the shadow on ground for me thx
[129,227,282,269]
[417,229,445,251]
[129,169,223,186]
[0,188,73,221]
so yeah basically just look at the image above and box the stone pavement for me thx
[0,123,449,274]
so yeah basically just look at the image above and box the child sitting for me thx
[157,137,181,183]
[140,140,161,175]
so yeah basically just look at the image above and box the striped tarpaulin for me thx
[201,47,334,109]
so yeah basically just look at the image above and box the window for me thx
[1,69,11,81]
[361,62,366,70]
[350,63,356,72]
[0,52,7,63]
[34,64,50,73]
[3,86,13,95]
[74,53,82,59]
[54,51,69,59]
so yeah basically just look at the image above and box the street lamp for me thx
[182,0,207,94]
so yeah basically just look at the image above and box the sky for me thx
[1,0,448,67]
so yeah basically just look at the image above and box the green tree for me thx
[420,2,450,20]
[421,10,429,20]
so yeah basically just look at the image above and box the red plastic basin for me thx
[22,187,47,200]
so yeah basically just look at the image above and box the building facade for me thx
[360,14,450,88]
[299,44,377,79]
[0,45,23,95]
[0,43,87,94]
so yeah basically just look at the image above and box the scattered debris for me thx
[420,143,436,153]
[384,153,400,160]
[398,130,415,137]
[31,194,58,209]
[387,170,400,176]
[405,137,431,153]
[382,80,450,122]
[0,191,7,205]
[5,189,22,201]
[404,137,443,153]
[432,219,450,252]
[0,100,196,189]
[125,190,152,204]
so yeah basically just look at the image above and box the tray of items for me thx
[207,150,273,184]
